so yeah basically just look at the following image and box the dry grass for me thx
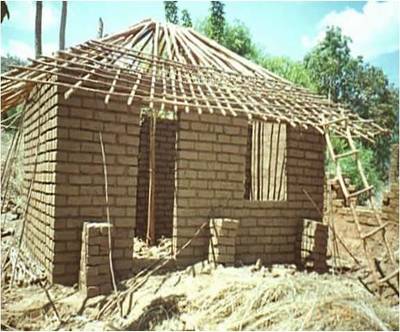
[106,264,399,331]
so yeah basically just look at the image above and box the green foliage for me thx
[304,26,352,102]
[209,1,225,43]
[326,137,383,202]
[222,20,256,58]
[197,18,258,59]
[181,9,192,28]
[256,55,317,90]
[304,26,398,183]
[164,1,179,24]
[1,54,26,73]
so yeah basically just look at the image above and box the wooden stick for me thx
[98,132,119,295]
[98,221,208,319]
[146,112,156,245]
[38,281,62,324]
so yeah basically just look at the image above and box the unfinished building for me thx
[1,19,395,289]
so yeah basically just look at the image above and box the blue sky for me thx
[1,1,399,83]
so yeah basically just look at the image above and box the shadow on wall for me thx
[135,115,177,240]
[298,219,328,273]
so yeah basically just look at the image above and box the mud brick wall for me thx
[23,83,58,279]
[136,117,177,239]
[383,144,399,223]
[79,222,113,297]
[299,219,328,273]
[209,218,240,265]
[174,112,325,267]
[50,89,140,284]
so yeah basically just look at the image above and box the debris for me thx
[251,258,262,272]
[134,237,172,259]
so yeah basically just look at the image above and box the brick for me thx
[69,175,91,185]
[104,123,126,133]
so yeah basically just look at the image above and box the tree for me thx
[197,18,257,59]
[59,1,67,50]
[98,17,104,38]
[1,55,26,73]
[1,1,10,23]
[257,56,316,90]
[222,20,256,58]
[164,1,178,24]
[325,137,384,201]
[209,1,225,43]
[304,26,352,102]
[305,26,398,183]
[35,1,42,58]
[181,9,192,28]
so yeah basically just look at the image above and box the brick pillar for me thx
[79,222,113,297]
[299,219,328,273]
[209,218,240,265]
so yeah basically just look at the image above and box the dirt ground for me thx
[328,211,399,303]
[1,259,399,331]
[1,205,399,331]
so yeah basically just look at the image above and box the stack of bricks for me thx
[208,218,240,265]
[324,178,389,226]
[299,219,328,273]
[136,116,177,239]
[325,178,357,209]
[382,144,399,223]
[79,222,113,298]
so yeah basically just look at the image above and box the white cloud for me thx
[2,40,58,59]
[301,0,399,59]
[10,1,57,31]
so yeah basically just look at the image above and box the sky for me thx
[1,0,399,83]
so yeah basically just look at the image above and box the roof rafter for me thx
[0,19,388,142]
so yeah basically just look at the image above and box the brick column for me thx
[209,218,240,265]
[299,219,328,273]
[79,222,113,297]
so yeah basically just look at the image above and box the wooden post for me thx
[146,111,156,245]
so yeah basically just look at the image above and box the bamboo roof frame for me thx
[1,19,388,141]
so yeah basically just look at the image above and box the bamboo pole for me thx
[146,112,156,245]
[99,132,118,292]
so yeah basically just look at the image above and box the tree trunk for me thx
[59,1,67,50]
[98,17,103,39]
[1,1,10,23]
[35,1,42,58]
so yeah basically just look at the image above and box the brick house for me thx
[1,19,385,285]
